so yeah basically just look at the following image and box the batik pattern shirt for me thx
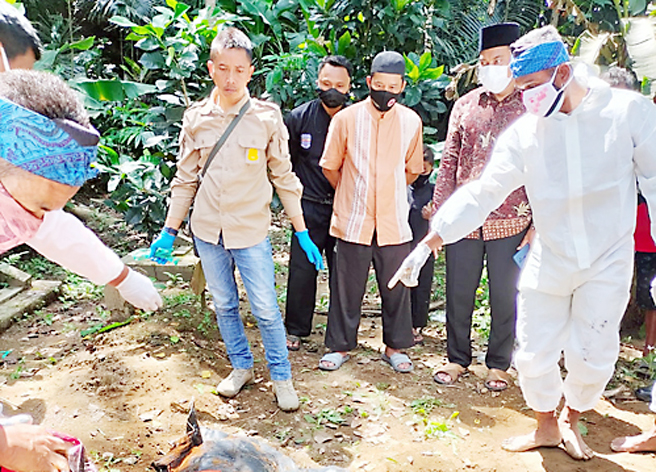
[432,87,530,241]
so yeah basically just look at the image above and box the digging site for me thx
[1,213,655,472]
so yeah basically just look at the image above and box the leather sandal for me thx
[485,368,512,391]
[433,362,466,385]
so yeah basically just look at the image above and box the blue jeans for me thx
[194,235,291,381]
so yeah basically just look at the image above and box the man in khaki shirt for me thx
[318,51,424,373]
[150,28,322,411]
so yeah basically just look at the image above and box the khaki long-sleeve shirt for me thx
[167,90,303,249]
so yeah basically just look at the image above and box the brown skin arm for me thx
[406,172,419,185]
[323,168,341,189]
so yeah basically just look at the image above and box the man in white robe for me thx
[389,25,656,460]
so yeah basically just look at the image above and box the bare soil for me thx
[1,294,655,472]
[1,210,655,471]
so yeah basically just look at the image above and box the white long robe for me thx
[431,77,656,412]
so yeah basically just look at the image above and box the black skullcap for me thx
[479,23,520,53]
[370,51,405,76]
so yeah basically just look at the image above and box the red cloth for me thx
[635,202,656,252]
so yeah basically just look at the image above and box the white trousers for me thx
[515,239,633,413]
[651,382,656,413]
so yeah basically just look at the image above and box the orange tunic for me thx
[320,98,423,247]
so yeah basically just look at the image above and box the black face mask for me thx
[317,88,349,108]
[369,88,400,112]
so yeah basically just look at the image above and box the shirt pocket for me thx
[194,132,219,159]
[238,134,268,167]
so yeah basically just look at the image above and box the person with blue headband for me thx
[391,24,656,460]
[0,71,162,313]
[0,71,160,470]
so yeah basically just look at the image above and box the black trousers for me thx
[444,229,526,371]
[325,237,414,351]
[285,199,336,337]
[411,254,435,329]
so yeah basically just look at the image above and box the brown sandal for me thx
[433,362,466,385]
[485,368,512,391]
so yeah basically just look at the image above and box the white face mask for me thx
[478,64,512,94]
[522,65,573,118]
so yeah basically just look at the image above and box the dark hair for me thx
[0,3,41,61]
[318,55,353,78]
[211,27,253,62]
[0,70,89,126]
[600,66,639,91]
[423,145,435,165]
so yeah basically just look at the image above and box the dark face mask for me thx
[369,88,400,112]
[317,88,349,109]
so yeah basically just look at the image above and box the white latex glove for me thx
[0,424,70,472]
[388,242,431,289]
[651,277,656,306]
[116,269,163,311]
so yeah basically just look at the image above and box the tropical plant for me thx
[569,0,656,93]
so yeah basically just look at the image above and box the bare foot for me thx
[559,407,595,460]
[502,412,562,452]
[611,428,656,453]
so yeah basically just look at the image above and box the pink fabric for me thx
[0,182,42,254]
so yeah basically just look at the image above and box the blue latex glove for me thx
[149,228,176,264]
[295,230,325,271]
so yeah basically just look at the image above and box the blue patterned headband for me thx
[510,41,569,78]
[0,97,99,187]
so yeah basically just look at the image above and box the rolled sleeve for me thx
[319,115,347,171]
[268,110,303,218]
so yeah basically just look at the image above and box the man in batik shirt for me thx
[431,23,531,391]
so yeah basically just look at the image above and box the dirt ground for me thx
[1,290,656,472]
[1,210,656,471]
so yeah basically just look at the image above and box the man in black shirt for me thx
[285,55,353,351]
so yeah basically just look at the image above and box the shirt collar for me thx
[480,87,522,106]
[200,88,251,116]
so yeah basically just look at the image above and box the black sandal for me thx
[286,334,301,351]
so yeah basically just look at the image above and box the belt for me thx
[302,195,334,205]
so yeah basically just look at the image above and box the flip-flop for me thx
[286,334,301,351]
[485,368,512,392]
[433,362,466,385]
[381,352,414,373]
[319,352,350,371]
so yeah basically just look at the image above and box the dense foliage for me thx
[10,0,656,234]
